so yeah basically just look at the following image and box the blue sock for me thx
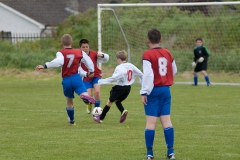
[194,75,198,85]
[66,107,74,121]
[205,75,210,84]
[164,127,174,155]
[145,129,155,156]
[95,100,101,107]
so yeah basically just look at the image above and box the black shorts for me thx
[109,85,131,103]
[194,61,208,72]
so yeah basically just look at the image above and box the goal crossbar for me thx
[98,1,240,7]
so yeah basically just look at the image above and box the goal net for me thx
[98,1,240,75]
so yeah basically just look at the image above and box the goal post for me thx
[98,1,240,74]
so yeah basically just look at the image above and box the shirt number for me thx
[66,54,74,68]
[158,57,167,76]
[127,70,133,81]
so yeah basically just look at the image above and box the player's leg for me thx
[199,61,210,86]
[73,74,96,104]
[93,85,117,123]
[116,86,131,123]
[93,99,113,123]
[93,78,101,108]
[159,87,175,159]
[66,98,76,125]
[143,87,161,159]
[160,115,175,159]
[86,88,93,113]
[83,80,94,113]
[145,116,157,159]
[62,76,76,125]
[193,71,198,86]
[201,70,210,86]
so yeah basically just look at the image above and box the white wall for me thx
[0,3,44,35]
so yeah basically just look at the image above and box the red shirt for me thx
[59,48,83,78]
[81,50,102,81]
[142,47,174,86]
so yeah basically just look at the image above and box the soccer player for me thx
[93,50,143,123]
[140,28,177,160]
[78,39,109,114]
[36,34,96,125]
[192,37,211,86]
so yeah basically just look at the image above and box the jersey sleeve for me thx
[132,64,143,82]
[81,51,94,73]
[97,52,109,63]
[172,60,177,76]
[78,64,87,77]
[140,60,154,95]
[98,66,122,85]
[45,51,64,68]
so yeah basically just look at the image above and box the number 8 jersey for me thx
[142,47,177,87]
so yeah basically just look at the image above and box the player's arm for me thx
[193,49,197,62]
[132,65,143,82]
[36,52,64,70]
[78,64,87,77]
[97,52,109,63]
[81,51,94,73]
[140,60,154,96]
[202,46,210,60]
[172,59,177,76]
[98,67,122,85]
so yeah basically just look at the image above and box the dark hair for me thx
[195,37,203,42]
[147,28,161,44]
[79,39,89,47]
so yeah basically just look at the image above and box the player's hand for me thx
[88,72,94,78]
[142,96,147,105]
[97,52,104,58]
[36,65,44,70]
[192,62,196,67]
[198,57,204,63]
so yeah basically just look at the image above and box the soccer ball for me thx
[92,107,103,117]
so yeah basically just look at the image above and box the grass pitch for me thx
[0,77,240,160]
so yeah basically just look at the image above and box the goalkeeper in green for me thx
[192,37,211,86]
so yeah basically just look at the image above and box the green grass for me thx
[0,76,240,160]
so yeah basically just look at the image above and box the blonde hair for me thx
[116,50,127,61]
[61,34,72,46]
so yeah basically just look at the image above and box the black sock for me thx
[100,105,110,120]
[115,101,124,113]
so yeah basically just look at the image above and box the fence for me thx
[0,31,53,43]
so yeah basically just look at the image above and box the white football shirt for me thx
[98,62,143,86]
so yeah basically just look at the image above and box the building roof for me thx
[0,0,183,26]
[0,0,72,26]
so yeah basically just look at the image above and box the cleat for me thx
[192,84,197,86]
[119,110,128,123]
[68,118,76,126]
[87,104,92,114]
[146,155,154,159]
[207,83,211,86]
[93,116,102,123]
[166,153,175,159]
[80,95,96,104]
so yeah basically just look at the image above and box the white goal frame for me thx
[97,1,240,64]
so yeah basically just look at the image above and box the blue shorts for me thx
[144,86,171,117]
[62,74,87,98]
[83,77,100,89]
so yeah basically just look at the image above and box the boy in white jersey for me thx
[93,50,143,123]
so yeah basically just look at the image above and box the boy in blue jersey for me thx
[192,37,211,86]
[140,28,177,160]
